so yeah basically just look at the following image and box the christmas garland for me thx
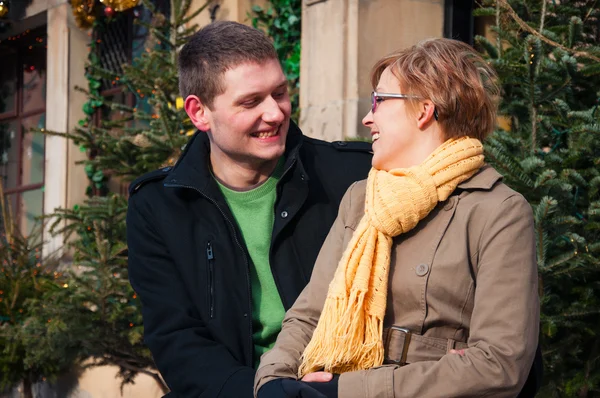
[0,0,9,18]
[72,0,138,29]
[78,17,110,196]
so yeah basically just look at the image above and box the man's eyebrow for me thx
[233,91,263,102]
[234,82,288,102]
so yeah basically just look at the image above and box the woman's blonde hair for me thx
[371,38,500,141]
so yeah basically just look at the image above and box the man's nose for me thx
[262,96,286,123]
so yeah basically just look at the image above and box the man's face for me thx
[202,59,291,172]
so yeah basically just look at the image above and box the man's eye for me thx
[273,91,286,99]
[375,97,385,103]
[241,100,259,107]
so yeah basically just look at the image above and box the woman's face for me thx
[362,67,443,171]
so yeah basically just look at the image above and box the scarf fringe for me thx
[298,291,385,376]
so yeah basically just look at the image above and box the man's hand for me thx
[258,379,327,398]
[301,372,333,383]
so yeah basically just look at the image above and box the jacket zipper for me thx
[270,157,299,309]
[164,182,254,365]
[206,241,215,319]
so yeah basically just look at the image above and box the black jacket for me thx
[127,123,372,398]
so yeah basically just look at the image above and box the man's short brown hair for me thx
[178,21,278,108]
[371,38,500,141]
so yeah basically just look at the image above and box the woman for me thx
[254,38,539,398]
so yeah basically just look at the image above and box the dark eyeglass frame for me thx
[371,91,438,120]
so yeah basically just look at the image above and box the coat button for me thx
[415,264,429,276]
[281,211,289,218]
[444,198,456,211]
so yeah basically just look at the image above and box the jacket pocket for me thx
[206,241,215,319]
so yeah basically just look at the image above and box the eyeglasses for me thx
[371,91,438,120]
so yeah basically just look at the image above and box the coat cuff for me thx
[339,366,395,398]
[219,367,255,398]
[254,362,297,397]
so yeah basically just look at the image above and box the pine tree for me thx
[475,0,600,395]
[0,181,69,398]
[21,195,168,391]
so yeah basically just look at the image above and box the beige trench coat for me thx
[254,165,539,398]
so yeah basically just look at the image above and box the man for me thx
[127,21,371,398]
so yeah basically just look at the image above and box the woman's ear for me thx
[185,95,211,132]
[416,100,437,129]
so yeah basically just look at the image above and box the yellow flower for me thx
[176,97,184,110]
[186,129,195,136]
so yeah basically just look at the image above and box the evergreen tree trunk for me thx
[21,378,33,398]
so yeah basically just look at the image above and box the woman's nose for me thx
[362,110,373,127]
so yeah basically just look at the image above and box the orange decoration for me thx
[71,0,96,30]
[100,0,138,12]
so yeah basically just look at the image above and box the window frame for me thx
[0,28,47,230]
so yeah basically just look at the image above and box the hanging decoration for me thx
[72,0,97,29]
[99,0,139,13]
[0,0,9,18]
[70,0,139,30]
[104,6,115,17]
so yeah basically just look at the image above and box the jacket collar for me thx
[457,164,503,191]
[163,121,306,192]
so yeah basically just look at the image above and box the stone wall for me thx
[299,0,444,141]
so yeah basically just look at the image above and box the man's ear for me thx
[185,95,211,132]
[416,99,437,129]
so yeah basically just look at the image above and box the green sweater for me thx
[216,162,286,367]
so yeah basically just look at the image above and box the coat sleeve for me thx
[338,194,540,398]
[127,193,255,398]
[253,182,359,396]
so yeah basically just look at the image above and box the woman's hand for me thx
[301,372,334,382]
[302,373,339,398]
[450,349,466,356]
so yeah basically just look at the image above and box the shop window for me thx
[0,28,47,237]
[95,0,170,100]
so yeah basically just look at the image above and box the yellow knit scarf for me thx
[298,136,484,377]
